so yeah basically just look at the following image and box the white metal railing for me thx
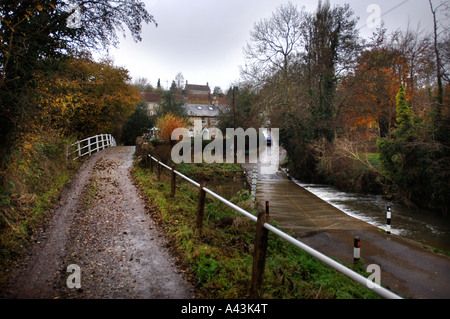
[149,154,403,299]
[68,134,116,160]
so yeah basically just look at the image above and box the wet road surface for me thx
[242,147,450,299]
[1,146,194,299]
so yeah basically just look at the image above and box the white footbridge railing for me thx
[67,134,116,160]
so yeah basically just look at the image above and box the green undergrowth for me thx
[133,162,382,299]
[0,130,80,285]
[175,162,244,181]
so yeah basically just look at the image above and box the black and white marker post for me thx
[353,236,360,262]
[386,205,392,235]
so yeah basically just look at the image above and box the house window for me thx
[202,117,207,125]
[212,117,216,125]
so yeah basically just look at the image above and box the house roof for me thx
[185,82,210,93]
[212,95,229,106]
[184,104,220,117]
[140,92,162,103]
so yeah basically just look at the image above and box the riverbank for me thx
[132,160,381,299]
[245,157,450,299]
[289,148,448,217]
[278,147,450,254]
[293,179,450,255]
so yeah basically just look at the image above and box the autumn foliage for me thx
[156,113,188,144]
[0,0,154,280]
[240,2,449,212]
[339,48,411,138]
[31,55,140,139]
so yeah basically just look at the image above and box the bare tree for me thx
[132,77,153,92]
[242,1,304,87]
[428,0,449,106]
[391,25,434,108]
[174,72,185,92]
[63,0,157,50]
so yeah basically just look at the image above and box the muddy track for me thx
[1,146,194,299]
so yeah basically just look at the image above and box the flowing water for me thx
[203,137,450,253]
[209,169,450,253]
[292,179,450,252]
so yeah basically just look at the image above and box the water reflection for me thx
[206,176,250,200]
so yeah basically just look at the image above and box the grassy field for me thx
[132,161,381,299]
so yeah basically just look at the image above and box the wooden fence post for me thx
[149,155,153,172]
[250,200,270,298]
[157,160,161,181]
[171,165,176,198]
[196,182,206,235]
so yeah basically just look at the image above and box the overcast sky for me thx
[104,0,441,91]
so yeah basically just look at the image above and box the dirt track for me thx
[1,146,194,299]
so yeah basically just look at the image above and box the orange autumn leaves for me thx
[156,113,188,144]
[32,55,140,139]
[339,48,415,138]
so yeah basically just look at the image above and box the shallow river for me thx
[292,179,450,252]
[207,172,450,253]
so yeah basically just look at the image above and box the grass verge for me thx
[0,130,80,285]
[132,162,382,299]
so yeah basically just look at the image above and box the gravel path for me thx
[1,146,194,299]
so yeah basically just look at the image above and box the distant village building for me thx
[183,81,220,139]
[184,81,210,95]
[140,81,228,139]
[183,81,211,104]
[140,92,161,116]
[184,104,220,139]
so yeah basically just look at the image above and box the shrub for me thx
[0,128,79,282]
